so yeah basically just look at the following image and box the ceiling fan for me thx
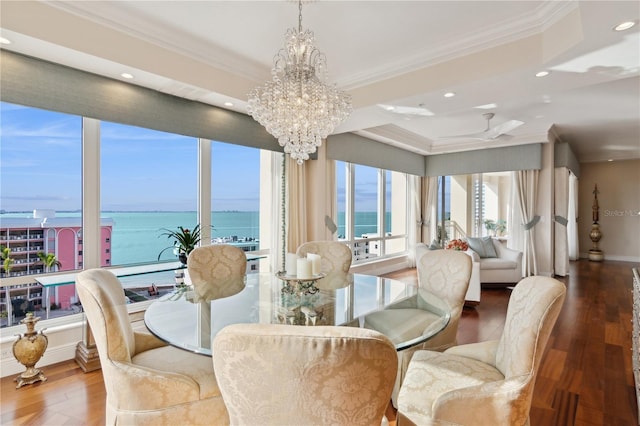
[438,113,524,141]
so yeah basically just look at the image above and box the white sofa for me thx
[415,243,480,304]
[466,238,523,285]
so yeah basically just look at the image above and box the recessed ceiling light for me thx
[0,37,11,45]
[121,73,134,79]
[377,104,434,116]
[608,159,614,162]
[614,21,636,31]
[444,92,456,98]
[535,71,550,77]
[224,102,234,107]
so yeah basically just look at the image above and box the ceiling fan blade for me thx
[437,115,524,140]
[437,131,485,140]
[485,119,524,139]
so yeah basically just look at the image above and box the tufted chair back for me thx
[213,323,397,426]
[296,240,352,275]
[187,244,247,302]
[77,268,231,425]
[397,276,566,425]
[76,269,135,363]
[416,249,472,351]
[495,276,566,382]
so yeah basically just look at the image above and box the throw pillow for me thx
[466,236,497,258]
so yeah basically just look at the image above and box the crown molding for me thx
[339,1,579,90]
[43,1,268,84]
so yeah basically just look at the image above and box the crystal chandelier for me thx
[247,0,352,165]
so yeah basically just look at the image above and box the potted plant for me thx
[483,219,496,236]
[157,225,201,265]
[495,219,507,236]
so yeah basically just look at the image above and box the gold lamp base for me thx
[14,366,47,389]
[12,313,48,389]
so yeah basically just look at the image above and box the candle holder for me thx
[12,312,48,389]
[276,272,325,295]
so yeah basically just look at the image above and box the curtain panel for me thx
[568,172,580,260]
[421,176,439,245]
[516,170,540,277]
[408,175,421,267]
[270,153,287,273]
[554,167,570,276]
[287,157,308,255]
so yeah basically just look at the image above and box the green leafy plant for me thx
[157,225,202,261]
[495,219,507,235]
[1,245,14,277]
[37,252,62,273]
[483,219,496,233]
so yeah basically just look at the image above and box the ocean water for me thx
[107,211,260,265]
[2,210,385,266]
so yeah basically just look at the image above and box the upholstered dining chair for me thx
[296,240,353,289]
[212,323,397,426]
[76,269,229,425]
[397,276,566,426]
[364,249,472,406]
[187,244,247,302]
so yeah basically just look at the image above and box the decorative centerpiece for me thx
[446,239,469,251]
[12,312,48,389]
[276,271,326,295]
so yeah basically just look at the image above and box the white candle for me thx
[285,253,298,276]
[297,258,312,279]
[307,253,321,275]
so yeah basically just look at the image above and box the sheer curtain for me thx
[270,152,286,273]
[421,176,439,244]
[287,156,307,254]
[554,167,569,276]
[568,172,579,260]
[515,170,540,276]
[508,172,524,253]
[408,175,421,267]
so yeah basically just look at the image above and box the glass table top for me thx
[144,272,450,355]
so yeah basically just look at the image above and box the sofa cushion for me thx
[467,236,497,258]
[479,258,517,270]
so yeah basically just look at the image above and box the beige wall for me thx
[578,160,640,261]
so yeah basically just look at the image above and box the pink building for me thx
[0,209,113,310]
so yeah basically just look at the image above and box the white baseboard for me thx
[579,253,640,263]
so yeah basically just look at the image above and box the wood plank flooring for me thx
[1,259,638,425]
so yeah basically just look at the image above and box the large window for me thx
[211,141,260,242]
[101,121,198,266]
[436,172,511,245]
[0,102,82,326]
[0,102,272,329]
[336,161,408,263]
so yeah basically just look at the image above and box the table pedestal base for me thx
[75,341,101,372]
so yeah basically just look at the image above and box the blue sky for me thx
[1,101,381,212]
[1,102,261,212]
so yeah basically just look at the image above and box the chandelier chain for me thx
[298,0,303,33]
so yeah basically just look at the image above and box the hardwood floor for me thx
[1,259,637,425]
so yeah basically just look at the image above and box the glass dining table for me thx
[144,272,450,355]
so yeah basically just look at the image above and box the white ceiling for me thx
[1,0,639,162]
